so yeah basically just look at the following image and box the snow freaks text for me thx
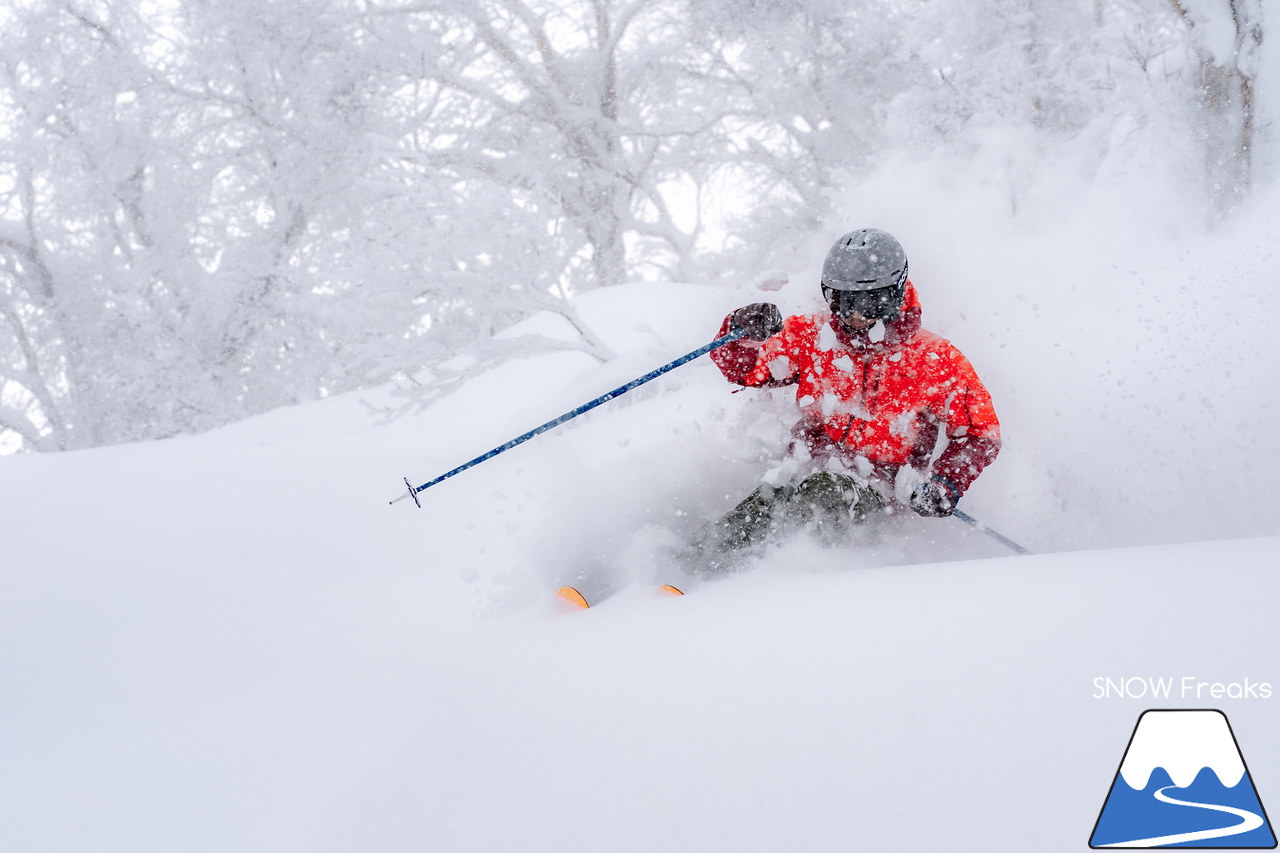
[1093,677,1274,701]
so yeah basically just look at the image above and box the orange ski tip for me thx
[557,586,589,608]
[658,584,684,596]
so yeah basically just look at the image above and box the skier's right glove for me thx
[731,302,783,341]
[909,477,960,518]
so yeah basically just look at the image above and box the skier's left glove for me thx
[909,477,960,518]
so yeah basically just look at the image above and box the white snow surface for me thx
[4,175,1280,851]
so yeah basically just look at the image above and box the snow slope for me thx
[3,262,1278,850]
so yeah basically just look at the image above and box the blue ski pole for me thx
[390,328,748,507]
[952,508,1030,555]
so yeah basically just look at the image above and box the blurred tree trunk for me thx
[1168,0,1264,214]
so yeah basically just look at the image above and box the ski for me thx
[556,584,685,609]
[556,586,590,608]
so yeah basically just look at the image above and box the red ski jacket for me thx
[711,281,1000,499]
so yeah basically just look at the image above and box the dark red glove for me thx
[909,477,960,518]
[731,303,783,341]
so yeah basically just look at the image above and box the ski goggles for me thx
[822,281,905,321]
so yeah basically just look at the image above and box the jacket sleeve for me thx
[709,312,798,387]
[930,350,1001,499]
[709,313,761,384]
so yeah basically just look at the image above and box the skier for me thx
[689,228,1001,572]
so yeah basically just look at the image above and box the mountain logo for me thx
[1090,709,1276,848]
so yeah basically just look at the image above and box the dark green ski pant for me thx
[685,472,885,575]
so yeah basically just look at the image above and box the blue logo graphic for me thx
[1091,709,1276,848]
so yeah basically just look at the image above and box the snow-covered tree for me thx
[0,0,420,449]
[683,0,916,268]
[875,0,1266,218]
[0,0,1266,452]
[364,0,749,291]
[0,1,195,450]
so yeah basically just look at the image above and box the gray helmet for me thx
[820,229,908,321]
[821,228,908,292]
